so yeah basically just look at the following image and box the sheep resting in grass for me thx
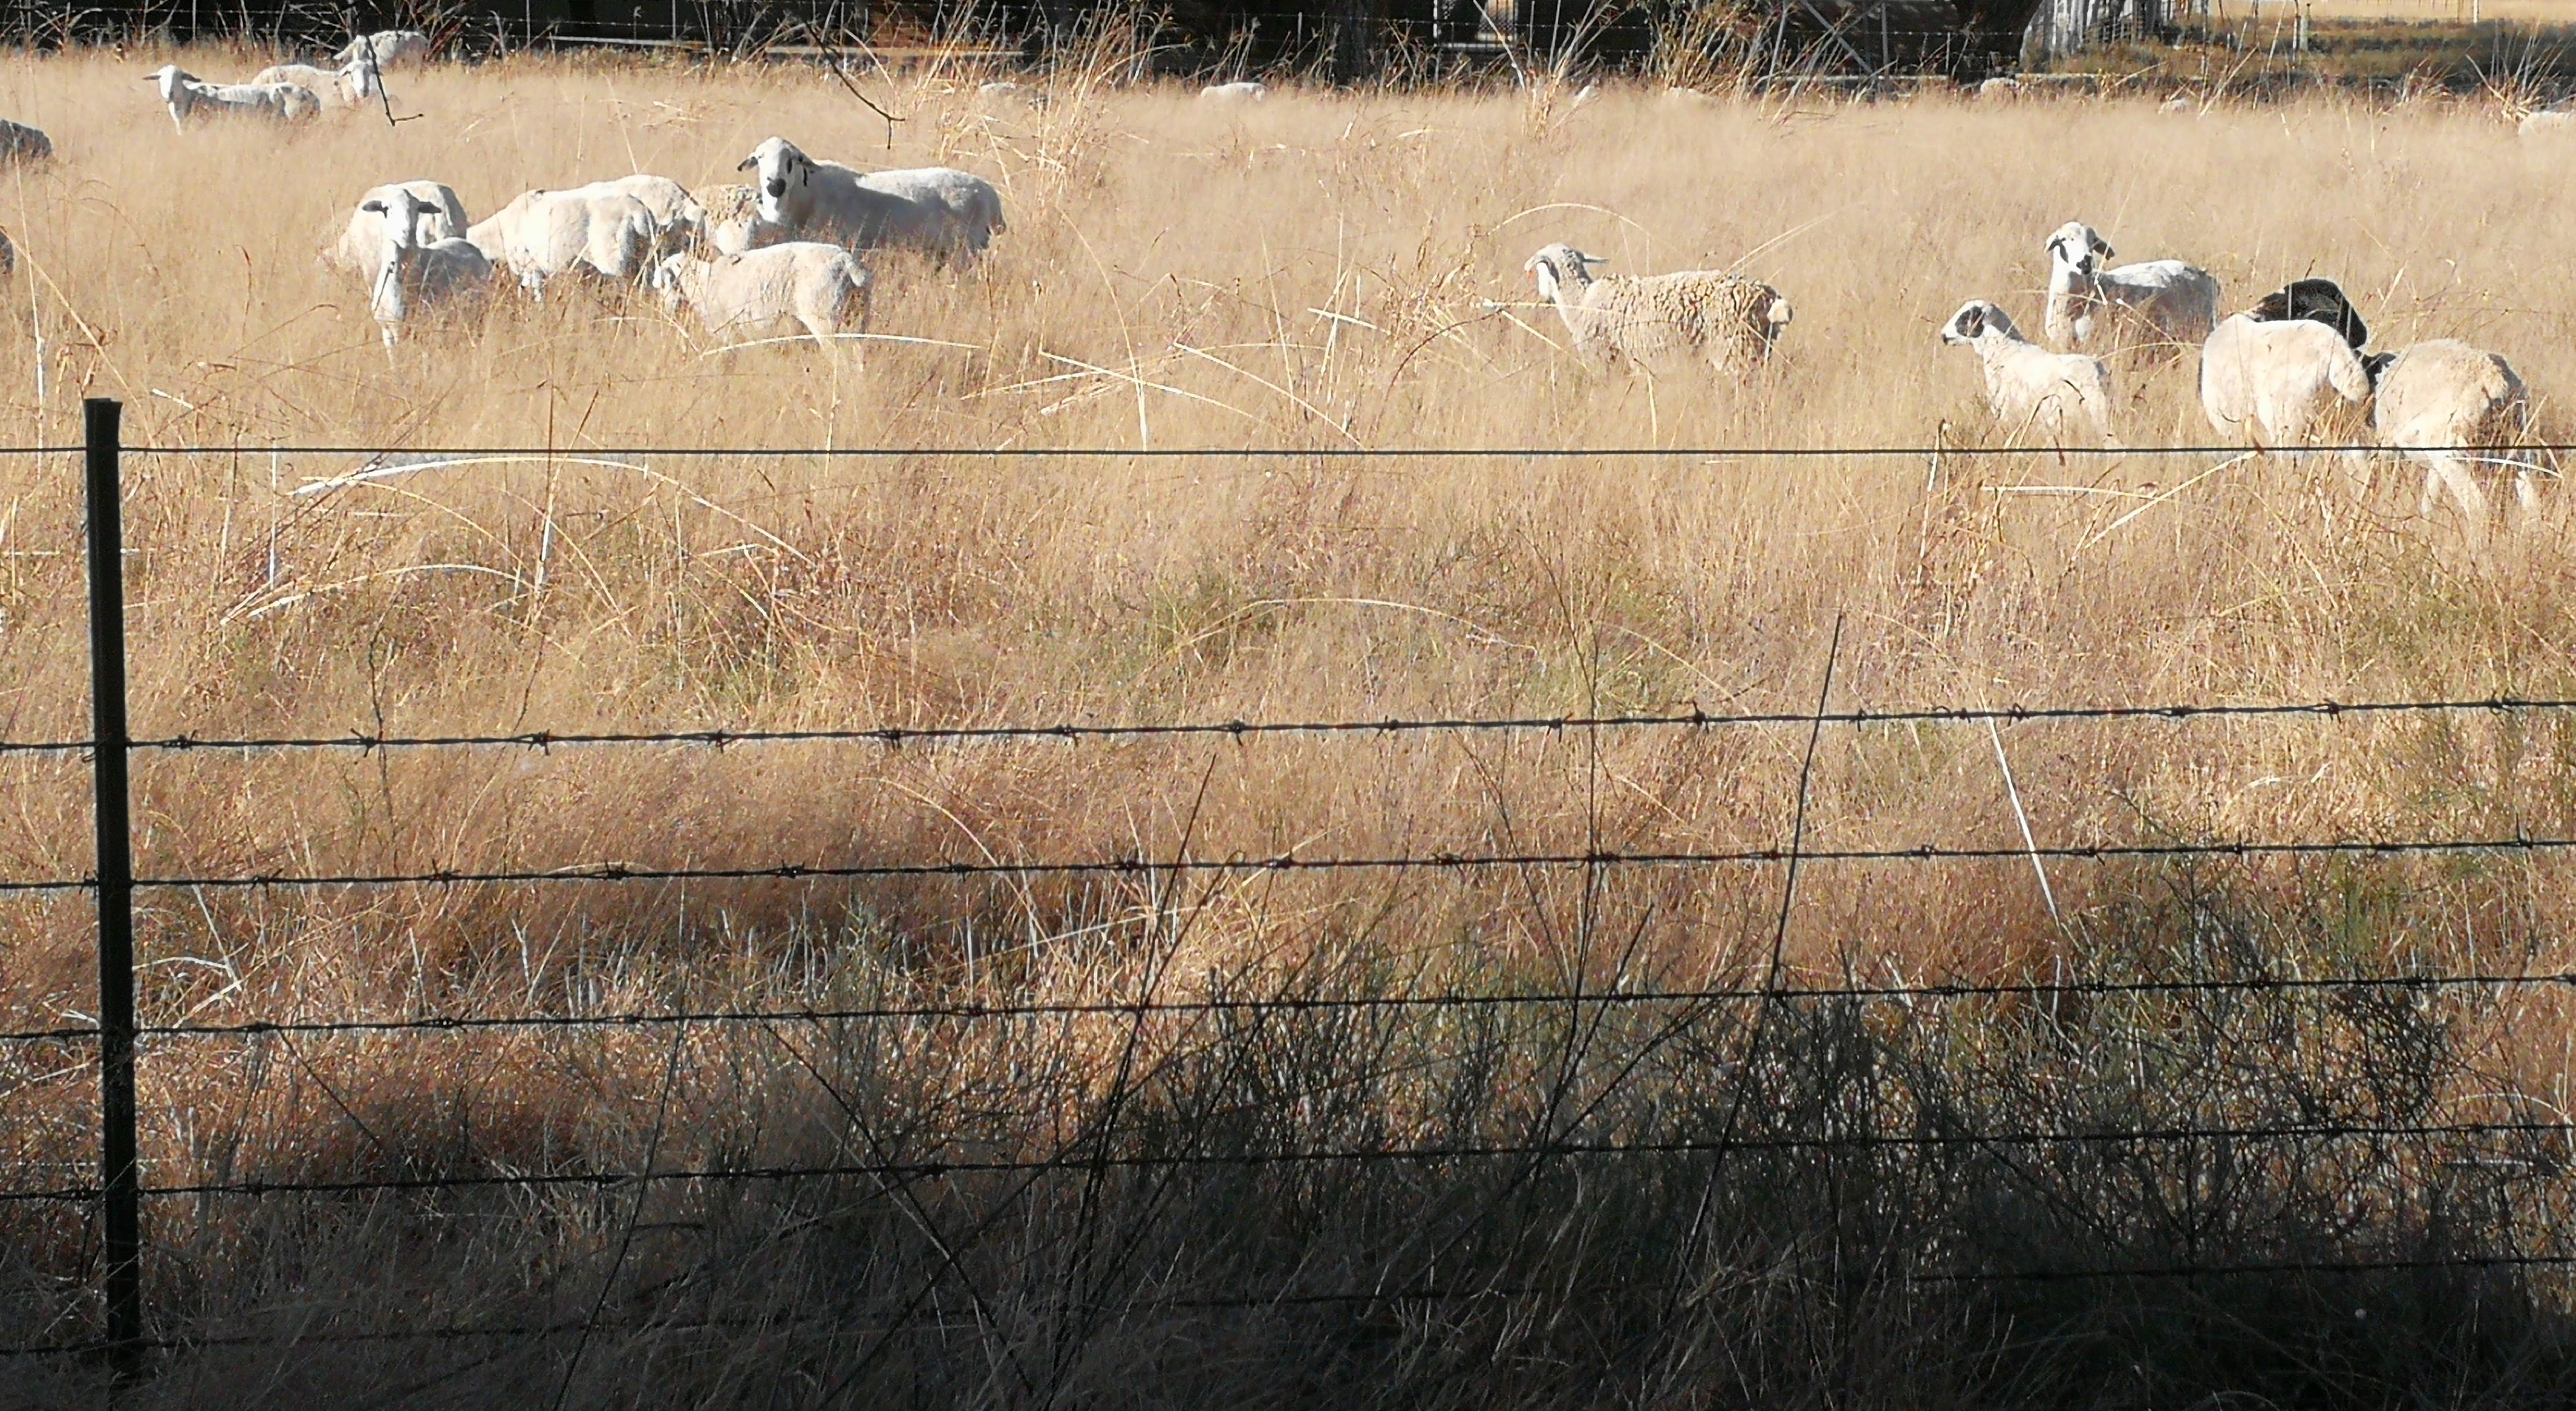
[738,137,999,265]
[467,187,658,295]
[1939,299,2116,444]
[2041,221,2220,356]
[1200,81,1269,103]
[652,242,872,350]
[146,66,320,130]
[359,187,490,346]
[1523,243,1791,377]
[2372,339,2536,524]
[324,180,470,274]
[2198,280,2374,446]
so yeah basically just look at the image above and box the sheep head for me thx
[1523,244,1600,304]
[144,66,193,103]
[1941,299,2017,345]
[2044,222,2112,281]
[2248,277,2369,351]
[361,189,431,251]
[739,138,811,227]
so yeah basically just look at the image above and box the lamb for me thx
[2371,339,2535,522]
[466,187,658,295]
[651,242,872,350]
[250,58,385,107]
[736,137,990,264]
[2198,280,2374,447]
[1939,300,2116,444]
[323,180,470,274]
[1522,243,1792,376]
[358,187,491,346]
[2041,221,2221,356]
[1201,81,1269,103]
[0,119,50,165]
[694,182,779,254]
[334,30,432,71]
[146,66,320,130]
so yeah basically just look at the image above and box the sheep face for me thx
[738,138,812,228]
[361,190,429,252]
[1941,300,2008,344]
[145,66,192,105]
[1523,244,1598,304]
[2044,222,2113,281]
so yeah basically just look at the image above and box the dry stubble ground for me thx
[0,48,2575,1406]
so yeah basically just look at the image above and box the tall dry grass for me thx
[1,45,2575,1405]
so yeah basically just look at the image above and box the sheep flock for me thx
[0,38,2551,537]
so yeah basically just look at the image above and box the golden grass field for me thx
[4,44,2576,1403]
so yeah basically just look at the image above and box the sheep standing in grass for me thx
[1522,243,1791,377]
[146,65,320,130]
[1201,81,1268,103]
[2041,221,2220,356]
[738,137,1000,265]
[359,187,490,346]
[335,30,432,71]
[467,187,658,295]
[324,180,470,274]
[251,58,385,108]
[652,242,871,350]
[2198,281,2375,447]
[2372,339,2535,523]
[0,119,50,165]
[1940,299,2116,444]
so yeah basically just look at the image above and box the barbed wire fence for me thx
[3,399,2575,1388]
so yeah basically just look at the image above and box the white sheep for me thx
[2519,107,2575,137]
[324,180,470,274]
[359,187,490,346]
[737,137,989,265]
[854,166,1006,261]
[2041,221,2220,356]
[250,58,385,107]
[652,242,872,350]
[1939,299,2116,444]
[1522,243,1791,376]
[2199,281,2374,446]
[693,182,779,254]
[2372,339,2536,522]
[146,66,320,131]
[466,187,658,295]
[334,30,432,71]
[1200,81,1269,103]
[0,119,50,165]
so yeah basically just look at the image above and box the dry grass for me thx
[2,45,2576,1405]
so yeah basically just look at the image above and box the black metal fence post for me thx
[84,397,139,1376]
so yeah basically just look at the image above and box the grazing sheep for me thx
[737,137,984,264]
[335,30,432,71]
[1200,81,1269,103]
[694,182,779,254]
[1523,243,1791,376]
[2199,281,2374,446]
[1939,300,2116,444]
[2372,339,2536,522]
[2041,221,2221,356]
[0,119,50,165]
[250,58,385,107]
[146,65,320,130]
[652,242,872,349]
[324,180,470,274]
[467,187,658,295]
[359,187,490,346]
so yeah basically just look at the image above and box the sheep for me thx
[334,30,432,71]
[357,186,490,346]
[0,119,50,165]
[694,182,780,254]
[2198,281,2374,447]
[1939,300,2116,444]
[2041,221,2221,356]
[853,166,1006,261]
[2520,107,2576,136]
[146,66,320,131]
[250,58,385,107]
[1975,76,2021,102]
[2372,339,2536,523]
[324,180,470,274]
[651,242,872,350]
[1522,242,1791,377]
[1200,81,1269,103]
[466,187,658,295]
[736,137,988,265]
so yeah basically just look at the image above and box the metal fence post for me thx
[84,397,139,1376]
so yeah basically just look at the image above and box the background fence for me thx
[6,400,2576,1397]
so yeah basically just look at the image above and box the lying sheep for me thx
[359,187,490,346]
[146,65,320,130]
[738,137,991,264]
[324,180,470,274]
[467,187,658,295]
[694,182,779,254]
[1939,299,2116,444]
[335,30,432,71]
[652,242,871,350]
[250,58,384,107]
[1522,243,1791,377]
[2199,280,2374,446]
[0,119,49,165]
[2041,221,2220,356]
[2372,339,2536,523]
[854,165,1005,261]
[1201,81,1269,103]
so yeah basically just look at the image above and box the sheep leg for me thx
[2423,454,2488,523]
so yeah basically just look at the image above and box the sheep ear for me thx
[736,156,757,171]
[360,199,385,213]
